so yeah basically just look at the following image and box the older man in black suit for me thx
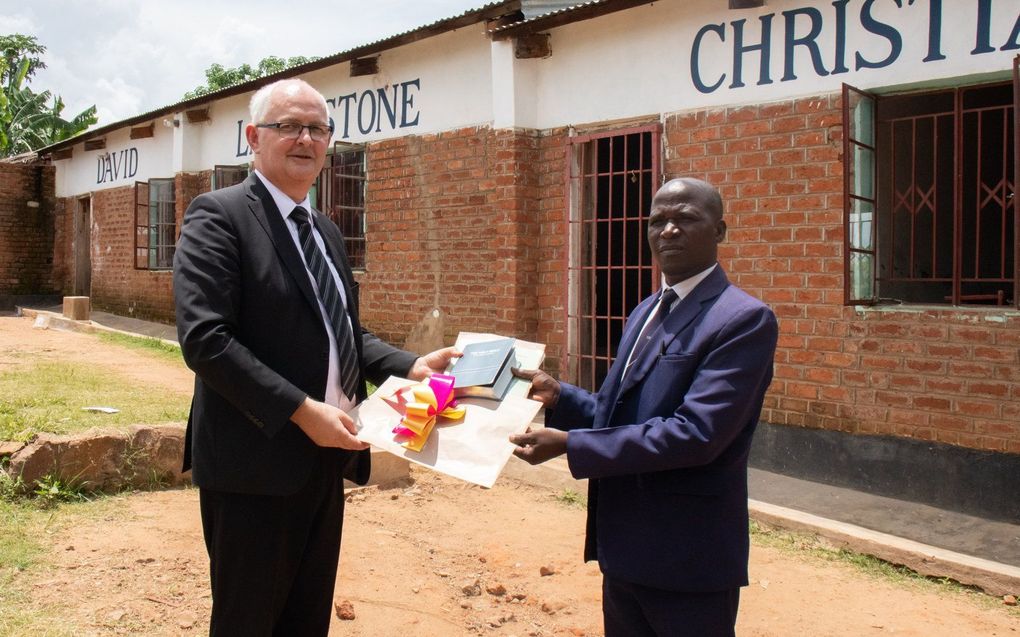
[173,78,456,636]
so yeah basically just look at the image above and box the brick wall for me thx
[359,127,545,353]
[0,162,57,295]
[663,94,1020,454]
[52,171,212,323]
[533,128,570,376]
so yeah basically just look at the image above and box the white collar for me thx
[662,263,717,301]
[253,169,312,221]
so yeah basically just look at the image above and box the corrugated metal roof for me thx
[38,1,521,155]
[488,0,656,38]
[491,0,610,32]
[520,1,581,18]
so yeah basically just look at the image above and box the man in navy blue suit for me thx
[511,177,778,637]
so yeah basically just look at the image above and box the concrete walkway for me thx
[14,304,1020,598]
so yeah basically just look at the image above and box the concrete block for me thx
[62,296,90,321]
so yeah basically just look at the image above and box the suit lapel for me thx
[243,176,320,316]
[618,267,730,395]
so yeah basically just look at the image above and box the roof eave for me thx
[489,0,657,40]
[38,0,522,157]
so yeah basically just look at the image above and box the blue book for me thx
[450,337,517,401]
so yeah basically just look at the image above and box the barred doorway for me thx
[565,125,661,391]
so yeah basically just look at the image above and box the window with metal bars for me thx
[316,142,366,269]
[213,164,249,190]
[133,178,176,270]
[843,74,1018,308]
[566,125,660,392]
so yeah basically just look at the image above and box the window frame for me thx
[842,76,1019,309]
[316,142,367,270]
[212,164,249,190]
[133,177,176,271]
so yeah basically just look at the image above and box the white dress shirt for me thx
[253,170,354,412]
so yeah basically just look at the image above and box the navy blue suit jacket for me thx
[173,174,416,496]
[547,266,777,592]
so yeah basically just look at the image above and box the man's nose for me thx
[661,221,679,235]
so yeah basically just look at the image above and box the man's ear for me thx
[715,218,728,242]
[245,124,260,155]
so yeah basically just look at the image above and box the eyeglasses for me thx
[256,122,334,142]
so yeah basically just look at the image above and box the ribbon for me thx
[383,373,466,451]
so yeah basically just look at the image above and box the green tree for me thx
[0,34,97,157]
[183,55,319,99]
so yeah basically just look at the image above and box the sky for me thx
[1,0,481,127]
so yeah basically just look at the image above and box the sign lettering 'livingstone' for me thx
[691,0,1020,93]
[234,78,421,157]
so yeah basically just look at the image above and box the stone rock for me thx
[486,583,507,596]
[539,565,556,576]
[462,580,482,597]
[0,441,25,459]
[1004,594,1017,606]
[334,599,356,620]
[7,425,190,493]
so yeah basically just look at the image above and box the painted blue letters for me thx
[95,148,139,184]
[331,79,421,139]
[782,7,829,81]
[730,15,774,88]
[235,120,250,157]
[855,0,902,70]
[692,23,727,93]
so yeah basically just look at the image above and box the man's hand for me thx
[290,397,369,450]
[509,427,568,465]
[408,346,461,380]
[511,368,561,408]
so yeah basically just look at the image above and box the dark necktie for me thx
[290,207,360,399]
[625,288,679,376]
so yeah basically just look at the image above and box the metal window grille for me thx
[843,80,1017,307]
[317,143,366,269]
[213,164,249,190]
[565,125,661,391]
[134,178,176,270]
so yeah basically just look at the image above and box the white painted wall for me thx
[54,124,174,198]
[53,0,1019,197]
[528,0,1020,129]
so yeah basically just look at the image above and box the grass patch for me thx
[96,330,182,362]
[553,488,587,509]
[0,498,51,634]
[750,520,1020,617]
[0,360,190,441]
[0,490,112,637]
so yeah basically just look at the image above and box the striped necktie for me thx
[290,206,360,399]
[625,288,679,377]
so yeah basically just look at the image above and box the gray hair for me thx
[248,79,328,123]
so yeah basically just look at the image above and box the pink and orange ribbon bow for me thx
[383,373,466,451]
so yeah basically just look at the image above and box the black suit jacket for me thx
[173,174,416,496]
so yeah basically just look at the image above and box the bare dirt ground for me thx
[2,314,1018,636]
